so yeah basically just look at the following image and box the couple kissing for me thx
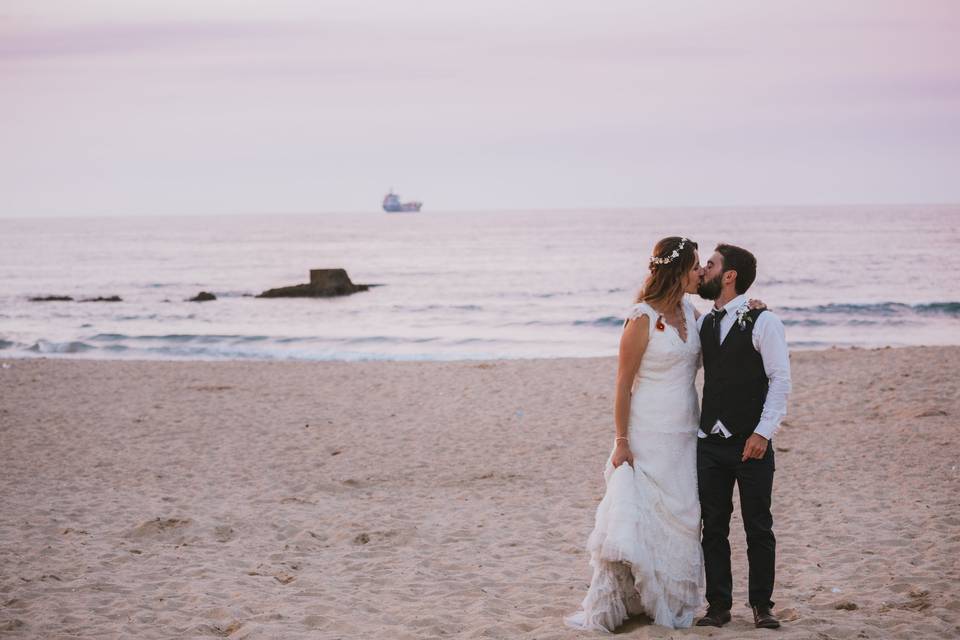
[565,238,791,632]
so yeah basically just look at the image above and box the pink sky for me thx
[1,0,958,216]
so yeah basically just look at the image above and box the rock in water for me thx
[29,295,74,302]
[79,295,123,302]
[308,268,368,293]
[188,291,217,302]
[256,269,371,298]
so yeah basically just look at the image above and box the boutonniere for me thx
[735,304,754,331]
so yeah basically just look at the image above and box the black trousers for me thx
[697,433,776,610]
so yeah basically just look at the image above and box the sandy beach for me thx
[1,346,958,639]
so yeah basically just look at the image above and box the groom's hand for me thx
[742,433,768,461]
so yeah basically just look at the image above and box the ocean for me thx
[1,205,957,361]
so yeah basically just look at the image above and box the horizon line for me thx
[1,201,958,221]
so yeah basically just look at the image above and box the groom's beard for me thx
[697,274,723,300]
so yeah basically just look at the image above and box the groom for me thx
[694,244,791,630]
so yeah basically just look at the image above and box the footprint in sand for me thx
[195,621,243,637]
[214,525,236,543]
[126,517,191,537]
[0,620,26,633]
[776,607,800,621]
[246,562,297,585]
[62,527,89,535]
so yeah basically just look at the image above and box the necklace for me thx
[675,302,688,341]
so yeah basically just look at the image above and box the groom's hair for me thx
[715,244,757,294]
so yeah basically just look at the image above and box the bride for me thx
[565,236,727,631]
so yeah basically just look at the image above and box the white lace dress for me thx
[564,298,705,631]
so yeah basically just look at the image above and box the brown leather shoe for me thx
[752,604,781,629]
[696,605,731,627]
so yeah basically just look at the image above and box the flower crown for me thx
[649,237,689,266]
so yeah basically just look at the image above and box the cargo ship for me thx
[382,190,422,213]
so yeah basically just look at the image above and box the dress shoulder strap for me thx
[623,301,657,331]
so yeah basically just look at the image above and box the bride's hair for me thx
[636,236,699,308]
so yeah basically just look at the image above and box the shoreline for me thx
[2,345,958,638]
[2,342,956,366]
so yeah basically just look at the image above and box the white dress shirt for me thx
[695,293,792,441]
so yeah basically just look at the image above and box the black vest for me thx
[699,307,768,436]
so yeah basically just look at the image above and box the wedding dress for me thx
[564,298,705,631]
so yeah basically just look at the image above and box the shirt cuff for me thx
[752,421,778,440]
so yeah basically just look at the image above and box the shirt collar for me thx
[715,293,748,314]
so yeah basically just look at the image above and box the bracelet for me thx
[615,436,628,443]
